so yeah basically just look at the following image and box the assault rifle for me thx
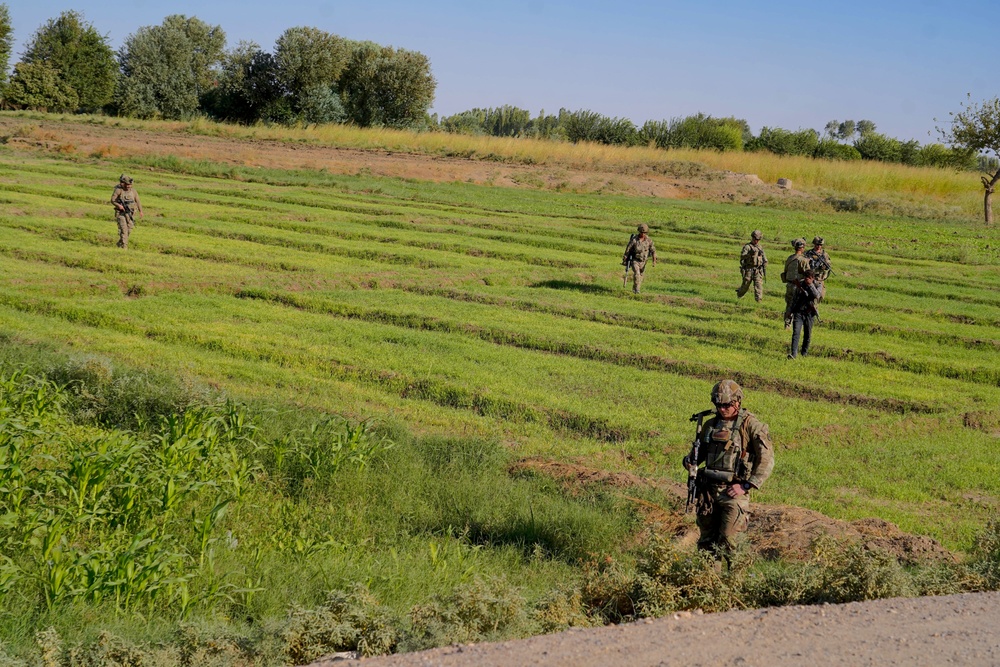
[685,409,715,513]
[621,233,637,287]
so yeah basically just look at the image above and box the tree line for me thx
[0,8,435,128]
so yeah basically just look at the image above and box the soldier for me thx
[684,380,774,561]
[780,238,809,328]
[736,229,767,302]
[622,223,656,294]
[804,236,832,301]
[110,174,144,249]
[788,270,822,359]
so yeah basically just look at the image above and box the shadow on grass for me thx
[530,280,617,295]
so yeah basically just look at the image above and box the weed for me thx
[406,577,527,650]
[284,585,399,661]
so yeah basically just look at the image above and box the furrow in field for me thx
[234,288,939,414]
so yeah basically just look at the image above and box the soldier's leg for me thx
[716,496,750,555]
[117,215,129,248]
[753,273,764,301]
[632,260,644,293]
[736,276,751,298]
[695,508,723,554]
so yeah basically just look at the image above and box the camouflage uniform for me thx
[804,238,831,301]
[781,240,810,324]
[736,231,767,301]
[687,381,774,556]
[623,226,656,294]
[110,175,141,249]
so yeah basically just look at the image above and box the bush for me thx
[814,139,862,161]
[748,126,819,156]
[812,538,915,602]
[406,577,528,650]
[853,132,903,162]
[284,585,400,661]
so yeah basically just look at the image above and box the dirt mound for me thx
[510,457,956,564]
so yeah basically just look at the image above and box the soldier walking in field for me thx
[780,238,810,328]
[684,380,774,563]
[804,236,832,301]
[736,229,768,302]
[788,270,821,359]
[622,223,656,294]
[110,174,143,249]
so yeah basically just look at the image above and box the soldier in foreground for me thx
[736,229,767,302]
[780,238,809,328]
[622,223,656,294]
[787,270,821,359]
[110,174,143,249]
[805,236,832,300]
[684,380,774,563]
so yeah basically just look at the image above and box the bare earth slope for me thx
[321,591,1000,667]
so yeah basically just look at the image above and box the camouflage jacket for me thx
[624,235,656,264]
[781,253,810,283]
[740,242,768,273]
[694,409,774,490]
[805,248,832,281]
[111,185,140,217]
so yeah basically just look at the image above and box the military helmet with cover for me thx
[812,236,824,246]
[792,238,806,249]
[751,229,763,240]
[711,379,743,405]
[119,174,133,184]
[637,223,649,233]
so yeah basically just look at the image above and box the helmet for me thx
[812,236,824,246]
[637,223,649,233]
[751,229,762,240]
[119,174,133,184]
[711,380,743,405]
[792,238,806,249]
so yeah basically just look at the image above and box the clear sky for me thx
[6,0,997,142]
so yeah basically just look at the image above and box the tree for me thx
[206,40,285,124]
[115,15,225,119]
[939,96,1000,224]
[0,4,13,95]
[837,120,856,141]
[5,61,78,111]
[824,120,839,139]
[274,27,350,101]
[339,42,435,128]
[856,119,876,136]
[21,11,116,112]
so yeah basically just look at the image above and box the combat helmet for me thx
[711,379,743,405]
[792,238,806,249]
[751,229,762,240]
[812,236,824,246]
[637,223,649,233]
[119,174,133,184]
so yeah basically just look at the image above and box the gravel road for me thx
[314,592,1000,667]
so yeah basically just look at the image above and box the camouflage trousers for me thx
[736,270,764,301]
[696,487,750,556]
[117,214,135,249]
[629,260,648,293]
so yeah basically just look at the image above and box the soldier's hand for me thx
[726,483,747,498]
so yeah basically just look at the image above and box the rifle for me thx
[685,409,715,513]
[621,234,637,288]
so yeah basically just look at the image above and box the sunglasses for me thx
[714,401,738,409]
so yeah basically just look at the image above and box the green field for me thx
[1,145,1000,661]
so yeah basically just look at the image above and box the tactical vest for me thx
[741,244,765,270]
[699,411,751,484]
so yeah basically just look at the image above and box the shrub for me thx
[748,126,819,156]
[406,577,528,650]
[284,585,400,661]
[812,538,915,602]
[814,139,862,161]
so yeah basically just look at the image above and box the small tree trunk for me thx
[986,188,994,225]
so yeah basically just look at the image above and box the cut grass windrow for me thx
[234,288,939,414]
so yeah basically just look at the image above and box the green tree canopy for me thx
[206,40,285,124]
[115,15,225,119]
[939,95,1000,224]
[340,42,435,128]
[5,60,78,111]
[274,27,351,100]
[0,4,13,94]
[21,10,116,112]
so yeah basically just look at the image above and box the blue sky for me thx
[6,0,997,141]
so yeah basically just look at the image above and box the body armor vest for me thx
[699,411,750,484]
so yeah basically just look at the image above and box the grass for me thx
[0,132,999,662]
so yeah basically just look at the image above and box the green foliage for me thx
[273,27,351,101]
[641,113,747,151]
[811,538,915,602]
[21,11,116,113]
[0,4,13,93]
[748,126,819,156]
[407,577,528,650]
[4,61,78,112]
[115,15,226,119]
[284,585,399,661]
[205,41,284,125]
[967,516,1000,589]
[340,42,436,128]
[814,138,861,161]
[562,109,639,146]
[297,84,346,125]
[440,106,534,137]
[853,131,905,162]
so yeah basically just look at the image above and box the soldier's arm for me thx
[649,240,656,264]
[134,192,144,216]
[110,186,122,209]
[745,418,774,490]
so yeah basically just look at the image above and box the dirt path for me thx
[316,591,1000,667]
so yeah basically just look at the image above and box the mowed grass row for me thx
[1,152,999,548]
